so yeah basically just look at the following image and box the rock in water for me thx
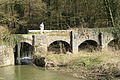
[33,57,45,67]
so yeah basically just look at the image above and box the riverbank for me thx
[34,50,120,80]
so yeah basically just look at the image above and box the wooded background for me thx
[0,0,120,33]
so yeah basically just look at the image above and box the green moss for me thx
[34,45,39,47]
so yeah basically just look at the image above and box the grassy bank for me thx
[34,50,120,79]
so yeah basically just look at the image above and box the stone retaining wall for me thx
[0,46,14,67]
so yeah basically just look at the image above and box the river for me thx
[0,65,80,80]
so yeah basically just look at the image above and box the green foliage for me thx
[0,0,46,33]
[0,26,23,47]
[4,34,23,47]
[14,3,24,17]
[1,0,120,32]
[112,26,120,41]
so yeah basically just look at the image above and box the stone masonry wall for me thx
[0,46,14,67]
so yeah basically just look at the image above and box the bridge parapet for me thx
[28,30,71,36]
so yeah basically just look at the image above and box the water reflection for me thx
[0,65,80,80]
[0,66,16,80]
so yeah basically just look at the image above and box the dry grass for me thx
[34,50,120,68]
[34,50,120,79]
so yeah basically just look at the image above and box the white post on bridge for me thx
[39,22,44,34]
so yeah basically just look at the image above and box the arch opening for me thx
[48,40,72,54]
[14,42,34,65]
[108,39,120,51]
[78,40,98,52]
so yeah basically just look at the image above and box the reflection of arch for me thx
[14,42,34,65]
[48,40,71,54]
[78,40,98,52]
[108,39,120,50]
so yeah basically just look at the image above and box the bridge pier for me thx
[72,31,79,53]
[100,32,114,51]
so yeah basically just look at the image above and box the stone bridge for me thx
[19,28,114,54]
[0,28,116,66]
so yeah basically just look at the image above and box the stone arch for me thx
[21,40,32,45]
[48,38,70,47]
[78,40,99,52]
[108,39,120,50]
[14,42,34,65]
[47,40,71,54]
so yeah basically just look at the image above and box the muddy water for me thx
[0,65,80,80]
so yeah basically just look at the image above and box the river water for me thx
[0,65,80,80]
